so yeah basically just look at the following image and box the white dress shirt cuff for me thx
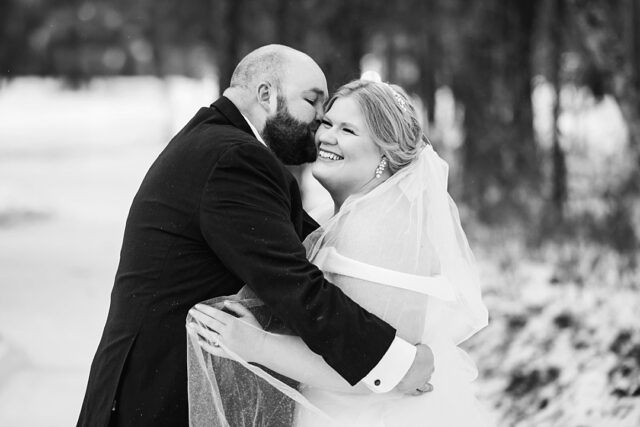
[360,336,416,393]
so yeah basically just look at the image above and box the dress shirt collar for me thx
[240,113,267,147]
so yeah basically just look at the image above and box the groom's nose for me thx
[309,119,320,134]
[314,103,324,121]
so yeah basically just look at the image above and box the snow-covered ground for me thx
[0,77,216,426]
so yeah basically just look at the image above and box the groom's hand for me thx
[395,344,434,395]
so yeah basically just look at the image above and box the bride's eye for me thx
[320,119,332,128]
[343,127,356,135]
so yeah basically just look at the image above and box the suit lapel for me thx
[210,96,256,140]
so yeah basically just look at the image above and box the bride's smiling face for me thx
[312,96,382,203]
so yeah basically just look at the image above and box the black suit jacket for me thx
[77,97,396,427]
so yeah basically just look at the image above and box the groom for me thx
[78,44,434,427]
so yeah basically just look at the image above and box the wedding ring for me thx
[211,338,220,348]
[416,382,433,393]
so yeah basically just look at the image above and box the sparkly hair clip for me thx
[364,77,409,113]
[392,91,408,113]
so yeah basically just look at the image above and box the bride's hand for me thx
[188,301,265,362]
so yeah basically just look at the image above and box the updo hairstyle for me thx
[324,79,429,174]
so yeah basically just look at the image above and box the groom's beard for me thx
[262,99,317,165]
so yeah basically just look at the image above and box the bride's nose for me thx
[316,127,337,145]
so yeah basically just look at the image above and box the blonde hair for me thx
[324,80,428,174]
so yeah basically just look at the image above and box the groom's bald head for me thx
[229,45,322,93]
[231,45,287,90]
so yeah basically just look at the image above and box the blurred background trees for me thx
[3,0,638,253]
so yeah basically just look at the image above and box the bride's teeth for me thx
[319,150,343,161]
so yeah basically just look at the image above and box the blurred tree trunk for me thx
[547,0,568,220]
[386,36,399,82]
[318,0,367,90]
[150,2,166,77]
[275,0,289,43]
[67,18,87,87]
[276,0,302,185]
[622,0,640,94]
[218,0,243,90]
[506,2,539,188]
[0,0,25,78]
[569,0,640,164]
[415,0,438,125]
[275,0,297,46]
[632,0,640,93]
[344,0,366,82]
[454,1,540,222]
[451,2,491,207]
[570,0,640,251]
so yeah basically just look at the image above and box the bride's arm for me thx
[189,301,371,394]
[258,332,370,393]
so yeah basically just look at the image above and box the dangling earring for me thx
[375,156,388,179]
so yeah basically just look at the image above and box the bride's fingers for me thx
[222,300,253,318]
[187,322,220,342]
[407,383,434,397]
[188,324,230,358]
[198,339,228,357]
[194,303,237,324]
[189,308,226,331]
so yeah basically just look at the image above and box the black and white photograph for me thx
[1,1,639,426]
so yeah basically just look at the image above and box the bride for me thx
[188,79,492,426]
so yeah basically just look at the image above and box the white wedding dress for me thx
[187,145,493,426]
[291,268,491,426]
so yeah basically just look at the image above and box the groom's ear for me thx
[256,82,277,114]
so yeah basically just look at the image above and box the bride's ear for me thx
[256,82,278,114]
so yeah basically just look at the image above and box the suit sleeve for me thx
[199,142,396,385]
[301,210,320,241]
